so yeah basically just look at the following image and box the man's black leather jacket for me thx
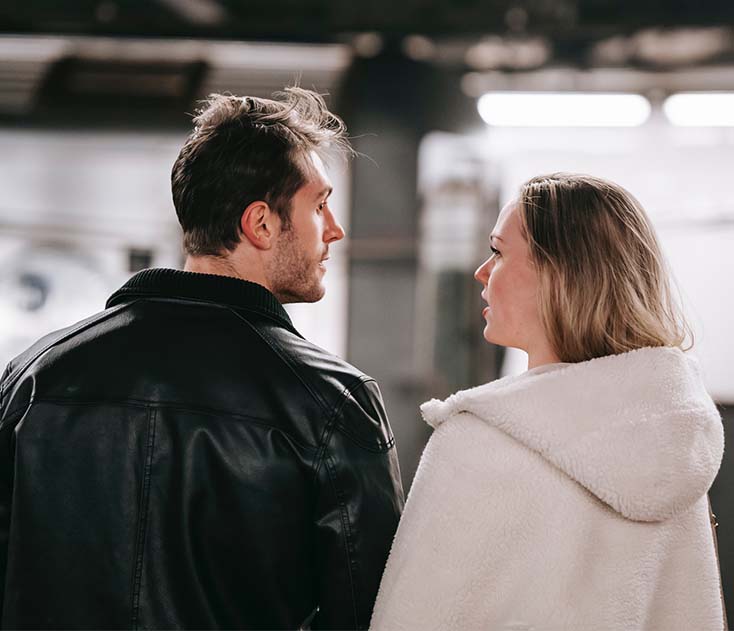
[0,269,404,629]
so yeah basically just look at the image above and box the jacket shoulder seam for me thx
[226,307,335,417]
[0,301,134,404]
[329,377,395,453]
[312,375,373,479]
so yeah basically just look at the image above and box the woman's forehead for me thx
[493,200,520,235]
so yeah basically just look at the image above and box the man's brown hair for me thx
[171,87,349,256]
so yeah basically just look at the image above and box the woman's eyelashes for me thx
[490,246,501,257]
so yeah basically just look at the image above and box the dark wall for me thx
[339,51,436,487]
[711,404,733,623]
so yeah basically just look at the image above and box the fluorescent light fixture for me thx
[663,92,734,127]
[477,92,651,127]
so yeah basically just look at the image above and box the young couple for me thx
[0,88,725,630]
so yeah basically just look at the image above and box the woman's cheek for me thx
[487,268,502,307]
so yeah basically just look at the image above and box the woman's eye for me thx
[317,202,326,213]
[490,246,501,257]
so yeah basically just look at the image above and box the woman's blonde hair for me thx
[518,173,691,363]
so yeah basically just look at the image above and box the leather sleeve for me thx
[0,360,12,411]
[0,361,15,622]
[311,378,405,630]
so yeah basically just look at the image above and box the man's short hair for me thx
[171,87,350,256]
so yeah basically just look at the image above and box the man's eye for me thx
[317,202,326,212]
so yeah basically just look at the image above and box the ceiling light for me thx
[663,92,734,127]
[477,92,651,127]
[402,35,436,61]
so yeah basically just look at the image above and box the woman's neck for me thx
[527,344,562,370]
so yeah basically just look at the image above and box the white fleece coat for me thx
[371,347,725,630]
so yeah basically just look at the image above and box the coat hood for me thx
[420,347,724,522]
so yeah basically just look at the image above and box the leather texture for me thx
[0,268,404,630]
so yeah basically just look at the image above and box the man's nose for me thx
[325,209,345,243]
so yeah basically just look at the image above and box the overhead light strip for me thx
[663,92,734,127]
[478,92,651,127]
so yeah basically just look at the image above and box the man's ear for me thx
[240,201,277,250]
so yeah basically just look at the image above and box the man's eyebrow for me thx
[314,186,333,201]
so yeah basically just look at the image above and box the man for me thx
[0,88,404,629]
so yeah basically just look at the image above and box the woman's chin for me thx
[482,323,511,347]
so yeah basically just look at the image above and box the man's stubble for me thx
[267,227,325,304]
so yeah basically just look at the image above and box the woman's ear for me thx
[240,201,276,250]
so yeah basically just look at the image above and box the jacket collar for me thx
[106,268,294,329]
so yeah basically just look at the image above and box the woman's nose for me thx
[474,257,491,284]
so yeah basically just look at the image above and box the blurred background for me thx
[1,0,733,617]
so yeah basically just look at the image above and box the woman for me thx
[370,173,726,630]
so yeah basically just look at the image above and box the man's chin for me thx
[276,283,325,305]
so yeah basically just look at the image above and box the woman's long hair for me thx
[518,173,691,363]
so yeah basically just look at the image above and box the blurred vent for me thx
[0,36,352,121]
[200,42,352,98]
[128,247,154,272]
[38,58,206,114]
[0,37,68,115]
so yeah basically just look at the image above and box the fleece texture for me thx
[371,347,725,630]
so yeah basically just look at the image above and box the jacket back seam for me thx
[130,407,157,629]
[11,397,319,451]
[324,453,360,627]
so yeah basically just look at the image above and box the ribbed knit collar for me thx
[106,268,294,329]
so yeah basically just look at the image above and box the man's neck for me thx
[184,254,271,292]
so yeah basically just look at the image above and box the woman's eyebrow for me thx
[490,234,505,242]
